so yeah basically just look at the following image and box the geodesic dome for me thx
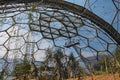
[0,0,120,79]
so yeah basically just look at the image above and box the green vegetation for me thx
[12,47,120,80]
[13,60,31,80]
[12,48,85,80]
[93,47,120,76]
[114,48,120,66]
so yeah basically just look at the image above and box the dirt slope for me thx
[68,74,120,80]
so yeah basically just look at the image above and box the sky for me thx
[65,0,120,32]
[65,0,115,23]
[0,0,119,62]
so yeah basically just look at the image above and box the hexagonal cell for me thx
[13,12,29,23]
[78,25,97,38]
[37,39,53,50]
[0,17,14,31]
[5,37,25,50]
[77,37,88,48]
[112,11,120,33]
[64,39,80,48]
[108,43,117,53]
[24,31,42,42]
[7,24,29,36]
[64,47,79,57]
[98,29,115,43]
[21,43,38,54]
[0,32,9,45]
[50,22,64,29]
[34,50,46,61]
[81,47,97,58]
[89,37,107,51]
[0,46,7,59]
[54,37,69,48]
[113,0,120,9]
[7,50,22,62]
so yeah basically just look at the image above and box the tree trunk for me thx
[89,63,94,80]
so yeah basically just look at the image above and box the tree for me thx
[114,48,120,67]
[0,69,6,80]
[13,60,31,80]
[42,48,85,80]
[43,48,64,80]
[93,55,112,75]
[114,48,120,77]
[67,53,78,78]
[53,49,65,80]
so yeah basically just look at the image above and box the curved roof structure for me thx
[0,1,120,44]
[0,0,119,79]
